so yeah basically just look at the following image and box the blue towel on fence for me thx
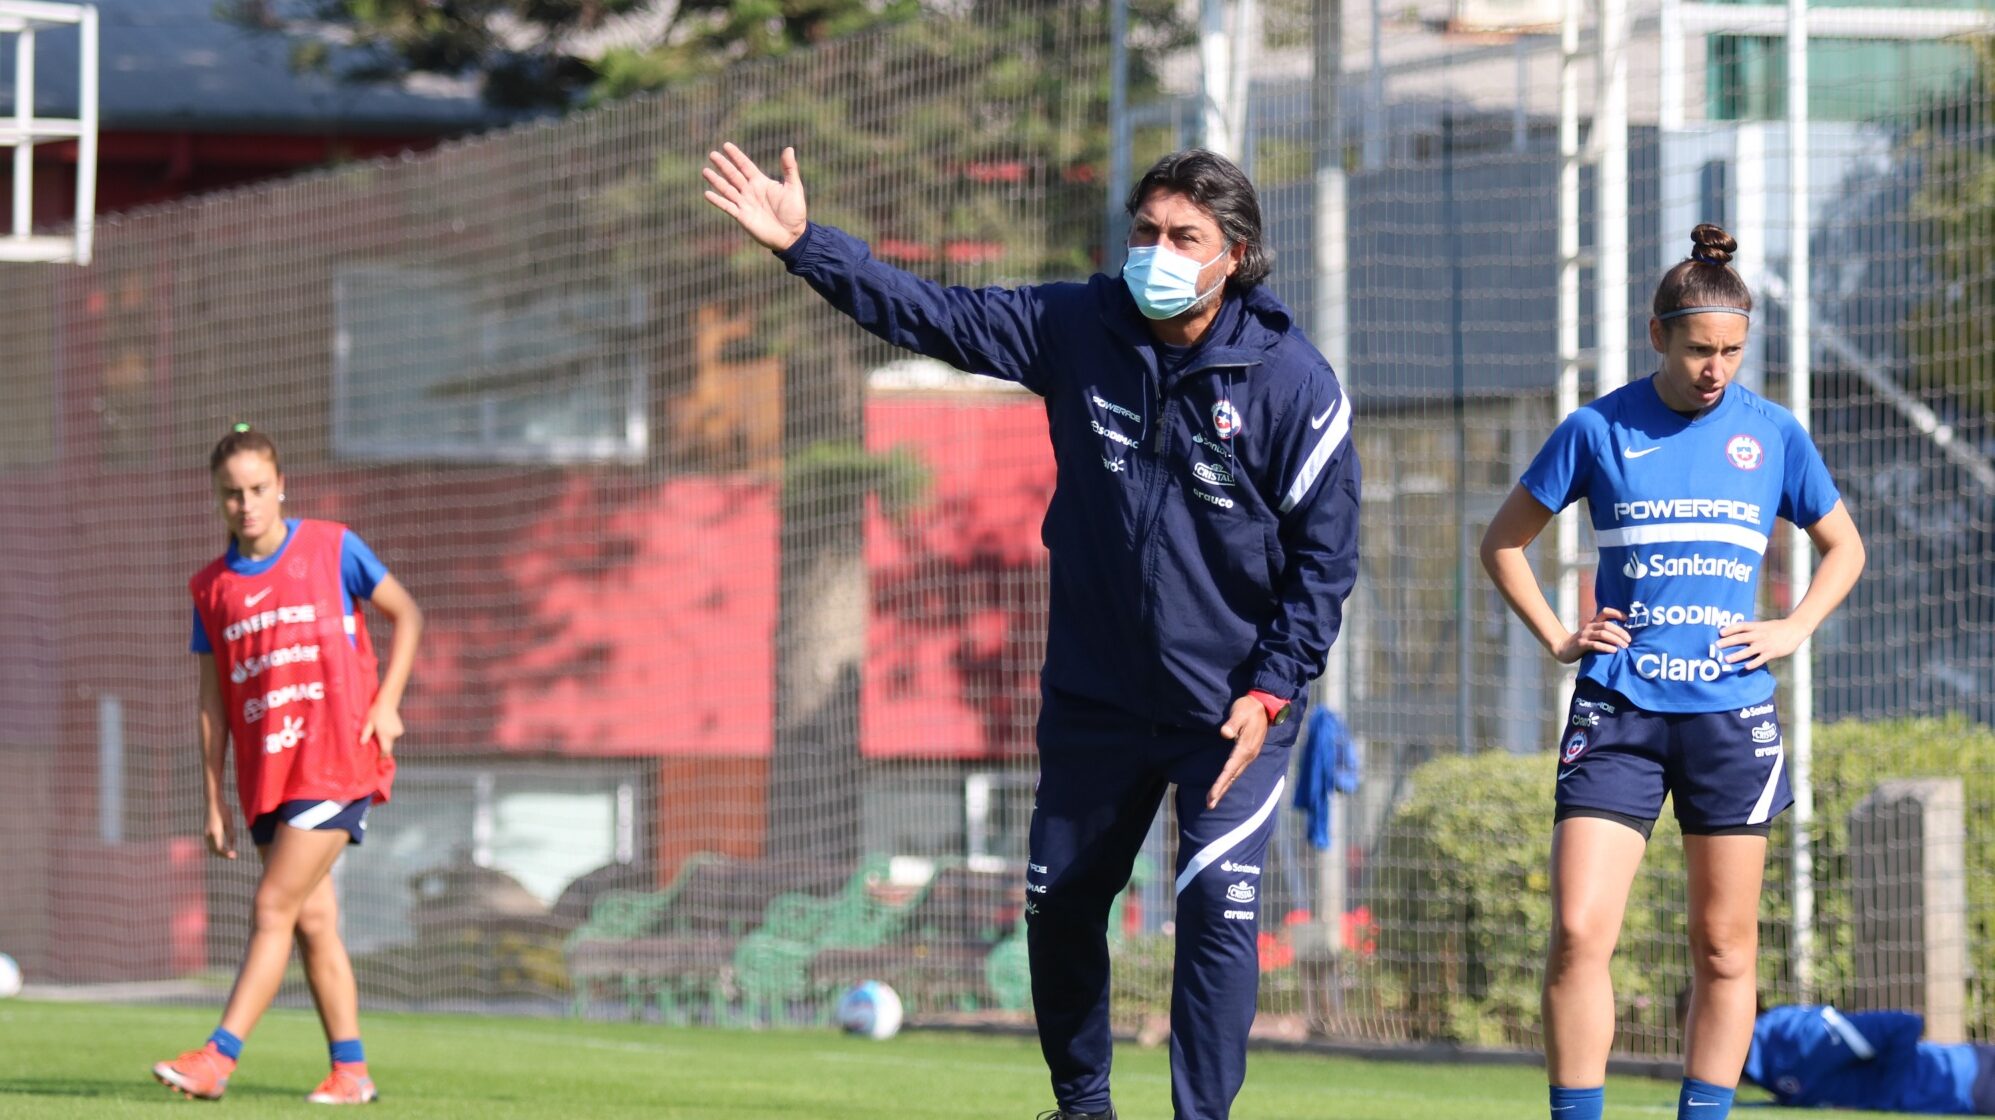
[1292,706,1359,850]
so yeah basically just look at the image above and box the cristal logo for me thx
[1750,721,1779,743]
[1193,462,1237,487]
[1225,881,1256,903]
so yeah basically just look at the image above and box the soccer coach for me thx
[704,142,1360,1120]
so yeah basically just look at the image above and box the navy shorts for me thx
[249,798,371,847]
[1553,680,1790,838]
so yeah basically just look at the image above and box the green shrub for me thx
[1366,752,1733,1049]
[1369,716,1995,1048]
[1780,716,1995,1023]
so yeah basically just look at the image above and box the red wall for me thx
[864,396,1054,759]
[0,392,1052,787]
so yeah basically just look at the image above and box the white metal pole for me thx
[1555,0,1582,636]
[1596,0,1629,393]
[1230,0,1257,167]
[1786,0,1816,1004]
[1201,0,1235,157]
[75,2,95,264]
[1660,0,1684,132]
[1107,0,1129,271]
[1313,0,1351,968]
[1365,0,1385,167]
[13,24,33,239]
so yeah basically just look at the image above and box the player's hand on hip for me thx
[361,703,403,760]
[1555,607,1632,664]
[703,142,808,252]
[1210,696,1270,809]
[1716,616,1808,671]
[204,809,236,860]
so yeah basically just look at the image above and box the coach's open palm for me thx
[703,143,808,252]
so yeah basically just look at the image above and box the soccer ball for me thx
[0,953,21,999]
[834,980,903,1041]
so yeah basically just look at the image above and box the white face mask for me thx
[1122,242,1231,320]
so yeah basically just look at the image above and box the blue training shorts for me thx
[249,798,371,847]
[1553,680,1790,838]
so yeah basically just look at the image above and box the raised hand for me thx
[702,142,808,252]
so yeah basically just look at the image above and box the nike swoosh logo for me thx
[1557,768,1579,781]
[1310,401,1337,430]
[1622,446,1661,459]
[245,587,274,607]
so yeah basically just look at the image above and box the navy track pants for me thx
[1026,687,1297,1120]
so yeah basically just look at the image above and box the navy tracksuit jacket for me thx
[778,222,1361,1119]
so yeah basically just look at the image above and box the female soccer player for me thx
[1479,225,1865,1120]
[153,424,423,1105]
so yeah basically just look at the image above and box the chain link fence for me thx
[0,0,1989,1059]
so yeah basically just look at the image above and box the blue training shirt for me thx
[1745,1004,1979,1113]
[1520,377,1840,713]
[189,519,388,653]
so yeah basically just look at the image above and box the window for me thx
[337,758,645,954]
[332,266,647,463]
[1708,35,1981,122]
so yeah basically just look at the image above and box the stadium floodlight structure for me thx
[0,0,95,265]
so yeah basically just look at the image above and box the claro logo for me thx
[1634,646,1739,683]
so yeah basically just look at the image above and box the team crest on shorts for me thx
[1211,400,1242,440]
[1561,729,1589,764]
[1725,434,1764,470]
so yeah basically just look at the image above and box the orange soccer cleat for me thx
[306,1064,379,1105]
[151,1043,235,1101]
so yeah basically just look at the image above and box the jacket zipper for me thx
[1133,359,1256,712]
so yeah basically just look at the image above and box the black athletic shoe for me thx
[1037,1109,1116,1120]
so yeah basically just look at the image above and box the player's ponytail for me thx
[209,422,282,476]
[1652,223,1753,325]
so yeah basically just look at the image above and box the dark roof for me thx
[0,0,514,134]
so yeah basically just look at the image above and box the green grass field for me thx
[0,999,1902,1119]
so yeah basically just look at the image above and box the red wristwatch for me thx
[1247,689,1291,726]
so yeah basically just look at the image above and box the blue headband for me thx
[1658,305,1750,322]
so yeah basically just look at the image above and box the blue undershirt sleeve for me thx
[340,531,390,607]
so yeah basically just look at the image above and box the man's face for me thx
[1128,189,1240,294]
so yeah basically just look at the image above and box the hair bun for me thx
[1689,223,1737,266]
